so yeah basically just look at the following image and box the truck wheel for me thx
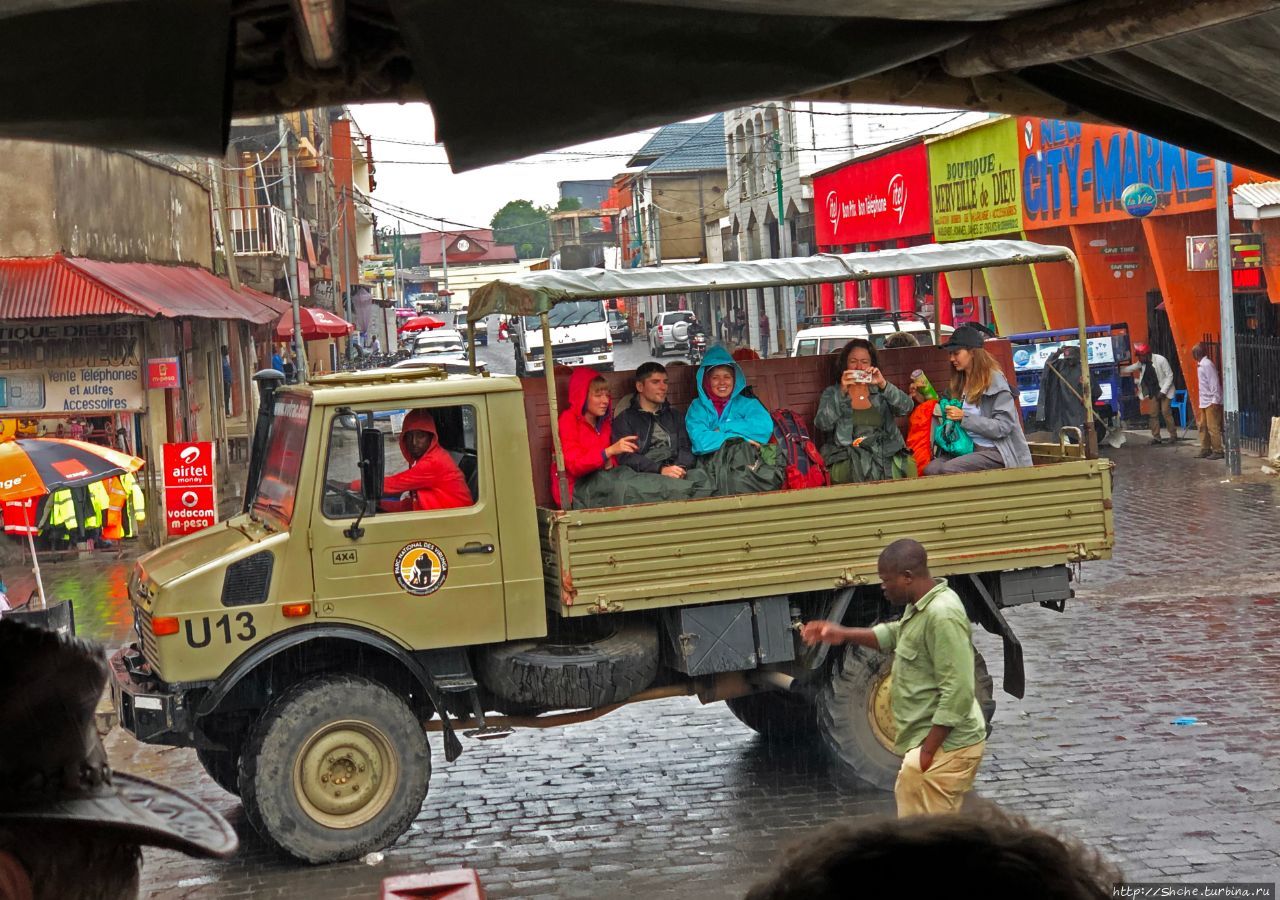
[481,621,659,711]
[195,746,241,797]
[816,646,995,790]
[725,691,817,742]
[239,674,430,864]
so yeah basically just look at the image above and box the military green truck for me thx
[110,240,1114,863]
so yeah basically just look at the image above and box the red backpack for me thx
[771,409,830,489]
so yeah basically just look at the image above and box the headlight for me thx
[590,341,609,354]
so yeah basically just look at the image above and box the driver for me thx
[377,410,472,512]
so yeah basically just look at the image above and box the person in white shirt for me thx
[1191,343,1224,460]
[1121,342,1180,444]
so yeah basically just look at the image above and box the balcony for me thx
[228,205,293,255]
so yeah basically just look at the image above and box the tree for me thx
[490,199,549,259]
[554,196,582,212]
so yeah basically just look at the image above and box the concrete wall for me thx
[650,173,726,262]
[0,140,212,266]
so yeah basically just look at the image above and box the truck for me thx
[510,298,614,377]
[109,240,1113,864]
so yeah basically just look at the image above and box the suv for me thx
[607,309,632,344]
[792,312,954,357]
[449,310,487,346]
[648,310,694,356]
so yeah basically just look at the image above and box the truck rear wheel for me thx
[239,674,430,864]
[481,621,659,711]
[195,746,240,797]
[816,646,995,790]
[725,691,817,742]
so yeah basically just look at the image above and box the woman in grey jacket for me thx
[925,325,1033,474]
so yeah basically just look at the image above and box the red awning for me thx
[0,254,289,324]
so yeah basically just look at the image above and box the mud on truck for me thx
[110,241,1114,863]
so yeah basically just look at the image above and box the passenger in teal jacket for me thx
[686,346,775,455]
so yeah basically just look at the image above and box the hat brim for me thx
[0,772,238,859]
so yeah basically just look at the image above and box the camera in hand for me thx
[849,369,874,384]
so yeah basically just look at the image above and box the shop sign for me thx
[927,117,1021,241]
[162,441,217,536]
[1018,118,1242,226]
[1186,234,1265,271]
[1012,336,1116,372]
[1101,245,1141,279]
[814,143,932,246]
[146,357,181,389]
[0,321,143,414]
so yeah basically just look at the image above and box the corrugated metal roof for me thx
[1232,180,1280,212]
[627,122,705,167]
[0,255,287,324]
[644,114,726,175]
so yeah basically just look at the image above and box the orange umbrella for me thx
[399,315,445,333]
[0,438,145,609]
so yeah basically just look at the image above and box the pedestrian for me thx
[371,333,382,355]
[1191,343,1224,460]
[220,345,233,416]
[0,619,237,900]
[271,345,285,373]
[759,311,771,358]
[1121,342,1179,443]
[498,318,509,342]
[715,307,724,341]
[802,538,986,816]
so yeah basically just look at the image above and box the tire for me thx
[239,674,430,864]
[480,621,659,711]
[652,342,663,358]
[816,645,995,790]
[515,354,527,378]
[195,745,240,797]
[725,691,817,742]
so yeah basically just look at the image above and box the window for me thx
[796,339,819,357]
[321,404,480,520]
[253,395,310,525]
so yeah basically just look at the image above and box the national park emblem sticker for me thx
[394,541,448,596]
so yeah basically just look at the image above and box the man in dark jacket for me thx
[613,362,696,479]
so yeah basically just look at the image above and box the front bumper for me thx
[109,645,194,745]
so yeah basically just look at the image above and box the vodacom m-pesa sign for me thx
[162,442,217,536]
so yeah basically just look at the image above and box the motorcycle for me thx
[688,332,708,366]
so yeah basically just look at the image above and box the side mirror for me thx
[359,428,384,503]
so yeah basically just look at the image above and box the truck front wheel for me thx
[816,646,995,791]
[239,674,430,864]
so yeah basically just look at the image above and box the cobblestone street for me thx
[67,439,1280,897]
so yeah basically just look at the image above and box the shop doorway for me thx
[1145,290,1186,392]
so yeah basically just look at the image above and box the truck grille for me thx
[529,340,599,360]
[134,605,161,678]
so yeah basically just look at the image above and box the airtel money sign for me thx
[162,442,217,536]
[814,143,932,248]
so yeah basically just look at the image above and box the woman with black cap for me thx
[925,324,1032,475]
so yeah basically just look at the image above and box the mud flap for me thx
[965,575,1025,699]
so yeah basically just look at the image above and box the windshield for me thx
[253,394,311,525]
[523,300,605,330]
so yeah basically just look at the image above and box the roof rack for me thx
[800,309,934,330]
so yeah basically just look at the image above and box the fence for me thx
[227,205,291,255]
[1202,332,1280,456]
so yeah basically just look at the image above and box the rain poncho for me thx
[815,381,915,484]
[381,409,473,512]
[686,346,775,455]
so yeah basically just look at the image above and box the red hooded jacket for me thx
[550,367,613,507]
[381,409,473,512]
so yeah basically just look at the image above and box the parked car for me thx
[791,313,955,356]
[648,310,694,356]
[607,309,632,344]
[448,310,487,346]
[389,353,487,376]
[411,328,466,356]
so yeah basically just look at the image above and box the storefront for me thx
[812,140,934,319]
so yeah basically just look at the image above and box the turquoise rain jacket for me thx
[686,345,775,455]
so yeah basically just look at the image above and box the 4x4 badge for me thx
[393,541,448,596]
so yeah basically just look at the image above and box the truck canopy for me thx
[467,239,1073,322]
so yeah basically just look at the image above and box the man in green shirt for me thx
[802,538,986,816]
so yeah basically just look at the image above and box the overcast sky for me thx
[352,103,660,233]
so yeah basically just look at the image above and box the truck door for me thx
[310,400,506,649]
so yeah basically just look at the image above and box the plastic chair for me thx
[1169,389,1189,430]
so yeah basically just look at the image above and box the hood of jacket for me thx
[566,366,610,432]
[695,345,747,411]
[399,408,441,463]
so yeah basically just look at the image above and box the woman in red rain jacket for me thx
[380,409,473,512]
[550,368,637,507]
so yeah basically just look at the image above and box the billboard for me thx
[927,117,1022,241]
[162,441,217,536]
[0,321,143,414]
[813,143,932,247]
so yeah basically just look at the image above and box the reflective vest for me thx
[2,497,37,535]
[48,490,78,530]
[121,472,146,535]
[99,477,128,540]
[85,481,108,530]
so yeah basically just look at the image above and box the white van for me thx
[791,312,955,357]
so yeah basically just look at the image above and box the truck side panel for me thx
[540,458,1112,616]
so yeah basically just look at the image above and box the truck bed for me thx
[538,448,1113,616]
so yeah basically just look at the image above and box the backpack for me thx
[771,409,830,489]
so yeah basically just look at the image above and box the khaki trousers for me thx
[894,741,985,817]
[1148,395,1178,438]
[1199,403,1224,454]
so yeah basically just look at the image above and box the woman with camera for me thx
[815,338,916,484]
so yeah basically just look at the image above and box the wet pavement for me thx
[21,436,1280,896]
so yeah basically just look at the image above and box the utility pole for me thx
[773,128,788,355]
[279,116,307,382]
[1213,158,1242,475]
[439,219,450,300]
